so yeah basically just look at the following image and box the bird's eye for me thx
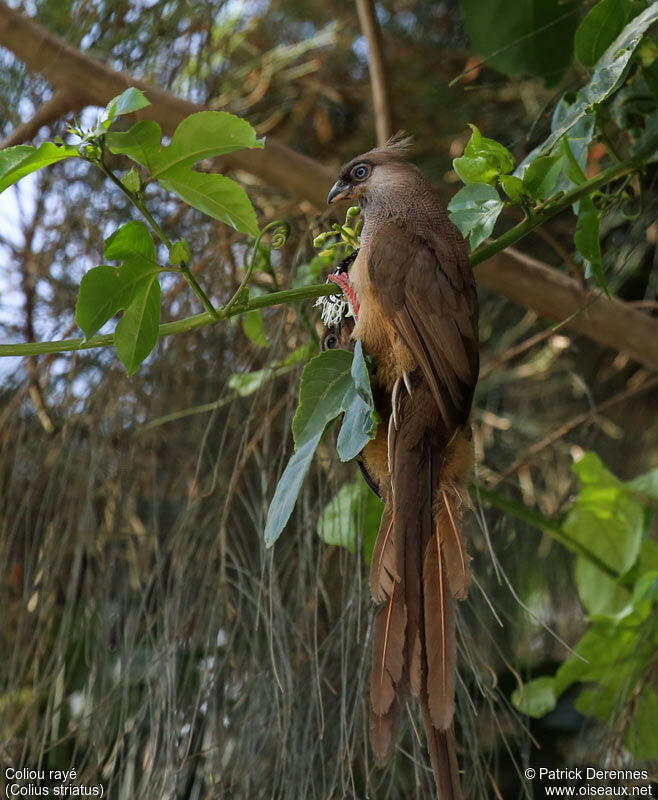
[351,164,370,180]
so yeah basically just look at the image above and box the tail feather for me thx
[367,381,470,799]
[437,487,471,599]
[370,693,402,764]
[423,527,457,730]
[421,702,464,800]
[369,508,397,603]
[370,583,406,716]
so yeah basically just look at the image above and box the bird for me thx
[325,136,479,799]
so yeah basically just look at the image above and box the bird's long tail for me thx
[369,380,470,798]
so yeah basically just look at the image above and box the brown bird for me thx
[326,137,479,798]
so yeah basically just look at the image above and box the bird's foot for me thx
[328,272,360,320]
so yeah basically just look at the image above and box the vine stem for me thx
[3,133,658,360]
[221,220,288,316]
[97,158,219,318]
[0,284,338,357]
[470,132,658,266]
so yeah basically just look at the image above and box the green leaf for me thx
[160,168,259,236]
[337,342,378,461]
[628,466,658,500]
[554,615,641,694]
[337,385,377,462]
[291,350,355,445]
[525,3,658,158]
[317,478,384,560]
[454,125,515,186]
[459,0,580,86]
[518,107,595,189]
[563,453,644,576]
[0,142,79,194]
[447,183,505,249]
[104,218,156,264]
[241,309,270,348]
[106,111,262,177]
[103,87,151,127]
[511,676,557,717]
[169,238,191,266]
[521,153,564,199]
[464,124,515,173]
[561,138,587,186]
[317,482,361,553]
[351,340,374,404]
[264,433,325,547]
[453,156,500,186]
[228,369,271,397]
[574,196,607,294]
[499,174,525,203]
[575,555,632,616]
[106,111,262,234]
[122,167,141,193]
[75,266,133,340]
[265,345,378,546]
[626,688,658,759]
[359,483,385,564]
[149,111,262,179]
[105,120,163,171]
[575,0,648,68]
[115,274,161,376]
[74,221,162,375]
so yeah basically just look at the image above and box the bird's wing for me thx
[367,219,479,430]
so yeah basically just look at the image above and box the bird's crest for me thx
[368,132,414,161]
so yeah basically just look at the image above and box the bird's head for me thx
[327,134,416,209]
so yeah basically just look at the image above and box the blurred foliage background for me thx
[0,0,657,797]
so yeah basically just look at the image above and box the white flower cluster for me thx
[314,291,349,326]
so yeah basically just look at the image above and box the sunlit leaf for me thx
[0,142,79,194]
[564,453,644,576]
[160,168,259,236]
[74,221,162,375]
[115,274,161,376]
[453,156,500,186]
[106,111,262,176]
[103,87,151,127]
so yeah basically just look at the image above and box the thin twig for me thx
[480,328,556,379]
[496,373,658,482]
[355,0,393,145]
[0,89,81,148]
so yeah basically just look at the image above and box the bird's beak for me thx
[327,180,352,205]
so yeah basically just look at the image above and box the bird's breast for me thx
[350,247,417,391]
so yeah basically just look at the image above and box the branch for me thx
[478,247,658,371]
[355,0,394,145]
[0,0,334,207]
[2,1,658,368]
[0,89,82,147]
